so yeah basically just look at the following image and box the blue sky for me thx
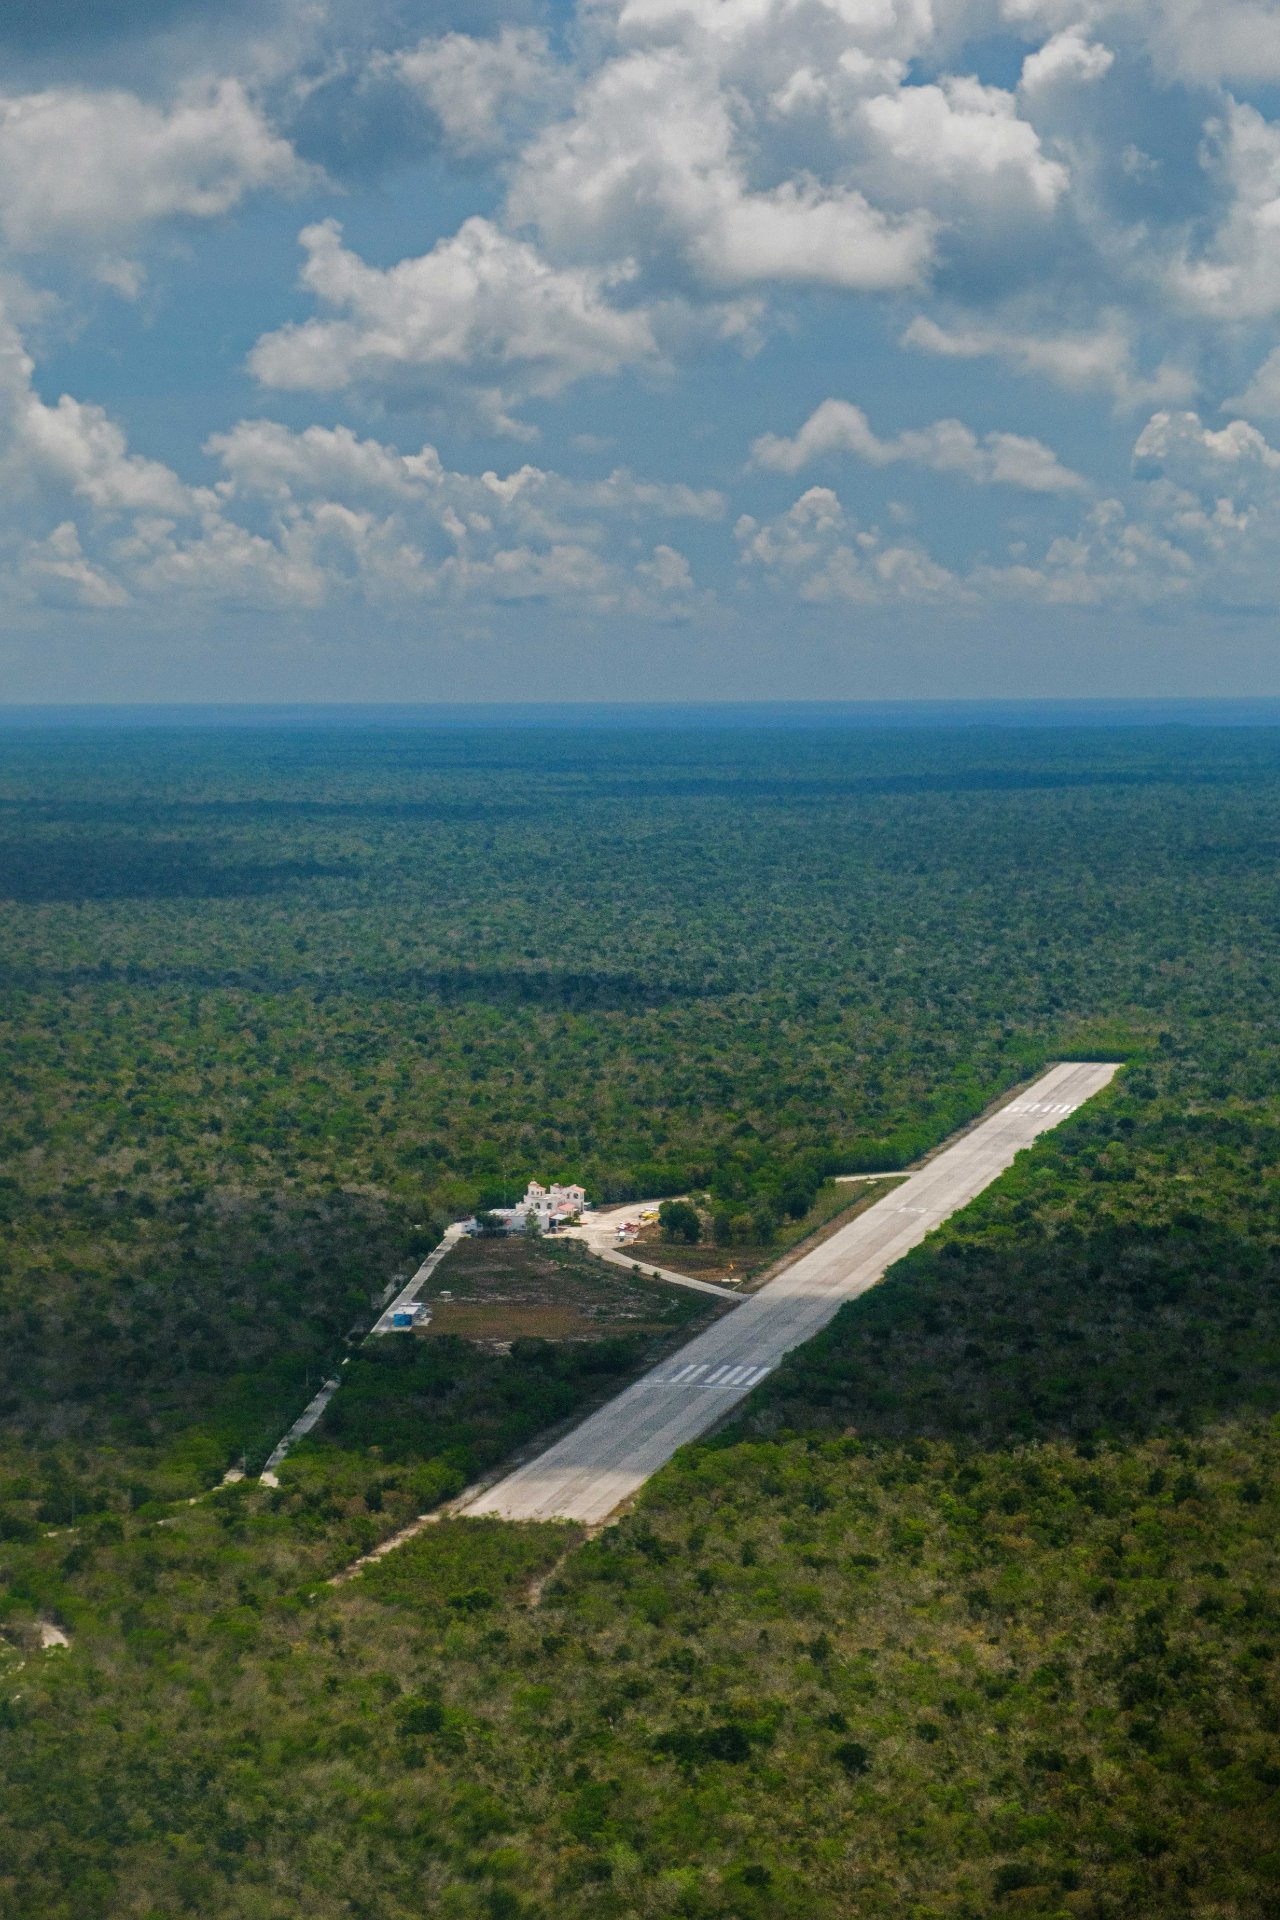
[5,0,1280,699]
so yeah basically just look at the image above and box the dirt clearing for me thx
[624,1177,905,1286]
[420,1233,723,1347]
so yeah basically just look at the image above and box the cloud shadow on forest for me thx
[0,837,351,903]
[0,759,1263,835]
[0,956,708,1009]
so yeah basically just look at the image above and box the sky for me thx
[4,0,1280,700]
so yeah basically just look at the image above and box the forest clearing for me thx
[0,720,1276,1920]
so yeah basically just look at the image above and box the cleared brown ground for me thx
[621,1236,767,1282]
[427,1303,594,1340]
[420,1231,722,1346]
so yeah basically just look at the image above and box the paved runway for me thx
[461,1061,1119,1525]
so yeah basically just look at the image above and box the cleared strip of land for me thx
[260,1376,342,1479]
[461,1061,1120,1525]
[370,1222,466,1335]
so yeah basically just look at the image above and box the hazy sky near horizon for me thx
[5,0,1280,699]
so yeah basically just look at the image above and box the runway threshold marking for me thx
[459,1062,1121,1526]
[652,1360,773,1390]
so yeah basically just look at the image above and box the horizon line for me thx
[4,695,1280,732]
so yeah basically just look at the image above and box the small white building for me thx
[463,1207,524,1236]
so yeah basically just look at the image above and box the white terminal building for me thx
[464,1179,587,1237]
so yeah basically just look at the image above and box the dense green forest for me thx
[0,719,1277,1917]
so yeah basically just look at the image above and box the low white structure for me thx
[462,1207,521,1236]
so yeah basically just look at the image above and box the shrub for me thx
[834,1740,871,1776]
[654,1721,760,1766]
[659,1200,702,1245]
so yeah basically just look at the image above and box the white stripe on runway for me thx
[462,1061,1120,1526]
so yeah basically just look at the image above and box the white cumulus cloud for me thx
[736,484,957,602]
[0,302,199,518]
[249,217,661,429]
[902,315,1193,411]
[506,48,934,292]
[21,521,131,609]
[388,28,564,157]
[752,397,1088,492]
[859,74,1069,214]
[1019,29,1115,96]
[1126,0,1280,85]
[1170,101,1280,321]
[1131,409,1280,482]
[0,80,307,277]
[0,304,724,622]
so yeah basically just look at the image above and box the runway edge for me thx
[461,1061,1122,1526]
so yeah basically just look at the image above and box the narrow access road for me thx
[461,1061,1119,1526]
[258,1222,466,1482]
[562,1203,743,1300]
[370,1222,466,1335]
[260,1376,341,1480]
